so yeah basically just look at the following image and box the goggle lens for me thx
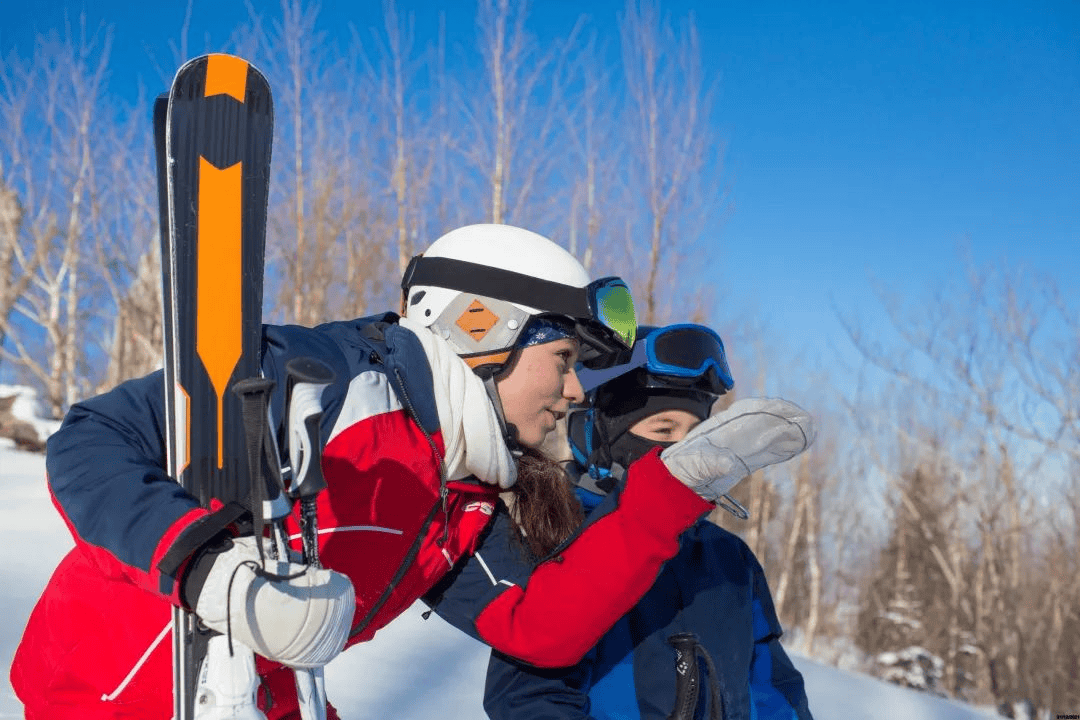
[592,281,637,349]
[648,325,734,391]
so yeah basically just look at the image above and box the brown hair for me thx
[507,447,585,560]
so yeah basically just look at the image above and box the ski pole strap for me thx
[233,376,277,564]
[157,501,251,595]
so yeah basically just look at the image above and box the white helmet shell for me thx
[404,224,591,365]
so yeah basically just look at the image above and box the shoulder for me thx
[263,313,440,435]
[267,313,399,365]
[686,521,769,577]
[693,519,750,552]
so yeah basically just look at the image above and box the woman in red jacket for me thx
[12,224,809,719]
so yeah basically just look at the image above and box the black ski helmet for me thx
[574,324,734,473]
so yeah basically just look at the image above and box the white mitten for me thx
[194,536,355,669]
[660,397,815,502]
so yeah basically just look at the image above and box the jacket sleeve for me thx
[746,550,815,720]
[483,650,595,720]
[44,321,364,605]
[46,371,236,603]
[430,448,712,668]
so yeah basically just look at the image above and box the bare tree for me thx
[560,31,623,274]
[460,0,580,230]
[0,22,114,416]
[617,0,722,324]
[380,0,422,275]
[769,451,828,656]
[841,255,1078,711]
[91,89,162,388]
[230,0,396,325]
[0,183,31,352]
[354,0,447,280]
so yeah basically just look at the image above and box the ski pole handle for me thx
[667,633,701,720]
[284,356,335,566]
[286,357,335,498]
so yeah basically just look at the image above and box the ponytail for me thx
[507,447,584,560]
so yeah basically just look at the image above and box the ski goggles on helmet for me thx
[401,255,637,368]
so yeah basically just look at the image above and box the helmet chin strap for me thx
[473,329,566,459]
[481,374,524,458]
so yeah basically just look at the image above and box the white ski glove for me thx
[660,397,815,503]
[193,536,355,669]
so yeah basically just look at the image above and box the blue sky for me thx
[4,0,1078,378]
[708,1,1079,361]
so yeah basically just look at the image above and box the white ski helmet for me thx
[401,224,636,374]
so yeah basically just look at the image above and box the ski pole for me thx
[284,357,336,720]
[187,376,284,720]
[284,357,335,565]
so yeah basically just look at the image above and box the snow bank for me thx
[0,384,61,444]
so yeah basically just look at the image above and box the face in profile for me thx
[495,338,585,449]
[628,408,700,444]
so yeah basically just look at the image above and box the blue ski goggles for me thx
[578,323,734,396]
[643,324,733,391]
[401,255,637,368]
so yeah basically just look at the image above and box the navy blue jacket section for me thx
[424,467,631,639]
[480,487,814,720]
[45,313,435,576]
[46,369,192,574]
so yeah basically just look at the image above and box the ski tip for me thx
[171,54,271,105]
[204,54,249,102]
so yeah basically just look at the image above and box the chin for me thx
[517,432,544,450]
[516,423,550,451]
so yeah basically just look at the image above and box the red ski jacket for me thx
[11,315,711,719]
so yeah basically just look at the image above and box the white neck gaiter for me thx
[396,316,517,489]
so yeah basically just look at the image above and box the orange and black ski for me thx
[156,53,274,720]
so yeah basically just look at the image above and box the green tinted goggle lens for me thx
[594,283,637,348]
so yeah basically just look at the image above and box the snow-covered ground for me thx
[0,386,999,719]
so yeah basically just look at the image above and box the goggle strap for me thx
[402,255,592,320]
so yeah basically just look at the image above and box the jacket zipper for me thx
[349,356,451,639]
[350,500,442,639]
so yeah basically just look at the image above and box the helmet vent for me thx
[455,299,500,341]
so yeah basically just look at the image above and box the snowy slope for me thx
[0,408,998,719]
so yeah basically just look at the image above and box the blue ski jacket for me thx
[475,476,815,720]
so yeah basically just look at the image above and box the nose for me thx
[564,367,585,404]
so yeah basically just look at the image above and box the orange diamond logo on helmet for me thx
[455,299,500,342]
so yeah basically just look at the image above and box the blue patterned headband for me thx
[517,316,577,348]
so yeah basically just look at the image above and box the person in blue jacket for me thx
[479,323,815,720]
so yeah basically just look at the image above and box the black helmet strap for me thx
[402,255,591,320]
